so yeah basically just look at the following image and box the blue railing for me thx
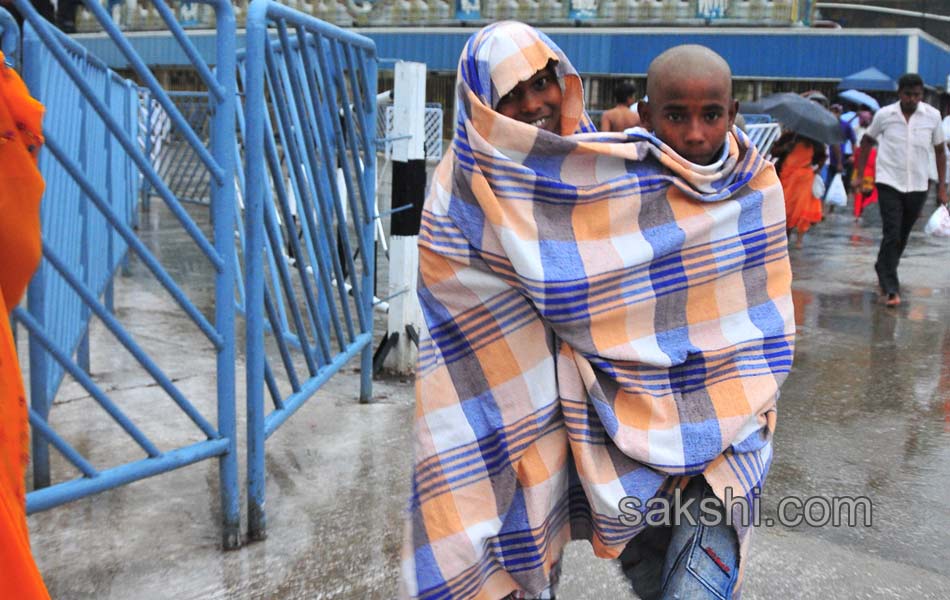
[20,24,137,416]
[0,6,18,63]
[242,0,377,539]
[13,0,377,549]
[13,0,241,549]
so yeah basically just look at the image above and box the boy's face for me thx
[639,75,737,165]
[495,65,562,134]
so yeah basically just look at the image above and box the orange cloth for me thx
[853,146,878,219]
[0,52,51,600]
[779,140,823,234]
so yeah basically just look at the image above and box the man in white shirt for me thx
[854,73,947,307]
[942,112,950,184]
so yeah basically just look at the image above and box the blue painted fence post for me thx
[360,55,377,403]
[77,72,92,375]
[141,87,152,214]
[210,0,242,551]
[245,0,267,542]
[22,22,51,490]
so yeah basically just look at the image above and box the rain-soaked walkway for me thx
[25,202,950,599]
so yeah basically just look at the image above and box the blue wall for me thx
[365,29,908,80]
[918,36,950,89]
[73,27,944,86]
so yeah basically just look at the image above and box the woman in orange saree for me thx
[774,132,827,248]
[852,146,878,220]
[0,52,51,599]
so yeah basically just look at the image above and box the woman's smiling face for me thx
[495,64,562,134]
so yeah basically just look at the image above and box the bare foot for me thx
[884,293,901,307]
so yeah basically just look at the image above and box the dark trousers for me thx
[875,183,928,295]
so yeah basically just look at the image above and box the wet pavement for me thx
[24,202,950,599]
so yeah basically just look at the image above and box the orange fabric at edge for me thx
[0,51,51,600]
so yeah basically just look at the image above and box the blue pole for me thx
[245,0,268,542]
[142,87,152,214]
[360,53,377,404]
[77,66,92,376]
[22,22,50,490]
[209,0,241,550]
[0,7,19,64]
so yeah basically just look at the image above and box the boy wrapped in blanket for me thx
[403,21,794,600]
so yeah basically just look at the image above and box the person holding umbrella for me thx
[771,129,827,248]
[854,73,947,307]
[829,103,857,199]
[744,92,843,247]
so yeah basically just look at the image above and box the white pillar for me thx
[907,32,920,74]
[385,61,426,374]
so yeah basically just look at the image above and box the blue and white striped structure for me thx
[241,0,377,539]
[13,0,242,548]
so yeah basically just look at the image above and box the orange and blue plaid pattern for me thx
[404,22,794,600]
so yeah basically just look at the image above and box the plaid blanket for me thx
[404,22,794,600]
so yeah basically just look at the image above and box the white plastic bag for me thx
[924,205,950,237]
[811,173,825,199]
[825,173,847,206]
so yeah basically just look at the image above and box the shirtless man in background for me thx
[600,81,641,132]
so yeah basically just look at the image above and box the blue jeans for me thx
[619,476,740,599]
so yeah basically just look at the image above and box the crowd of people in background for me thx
[597,76,950,308]
[762,76,948,307]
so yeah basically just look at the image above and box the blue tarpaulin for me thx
[837,67,898,91]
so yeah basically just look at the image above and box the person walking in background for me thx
[829,103,857,197]
[773,130,827,248]
[852,111,878,221]
[600,81,640,132]
[0,53,51,600]
[942,106,950,198]
[855,73,947,307]
[851,110,877,223]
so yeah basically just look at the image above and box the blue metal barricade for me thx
[0,7,18,63]
[13,0,241,548]
[151,90,213,204]
[241,0,376,538]
[744,121,782,158]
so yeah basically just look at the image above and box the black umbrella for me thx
[740,93,845,146]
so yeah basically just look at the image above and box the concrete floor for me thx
[24,201,950,599]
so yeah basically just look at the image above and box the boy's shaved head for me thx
[646,45,732,102]
[639,44,737,165]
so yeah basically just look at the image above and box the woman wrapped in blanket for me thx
[404,22,794,600]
